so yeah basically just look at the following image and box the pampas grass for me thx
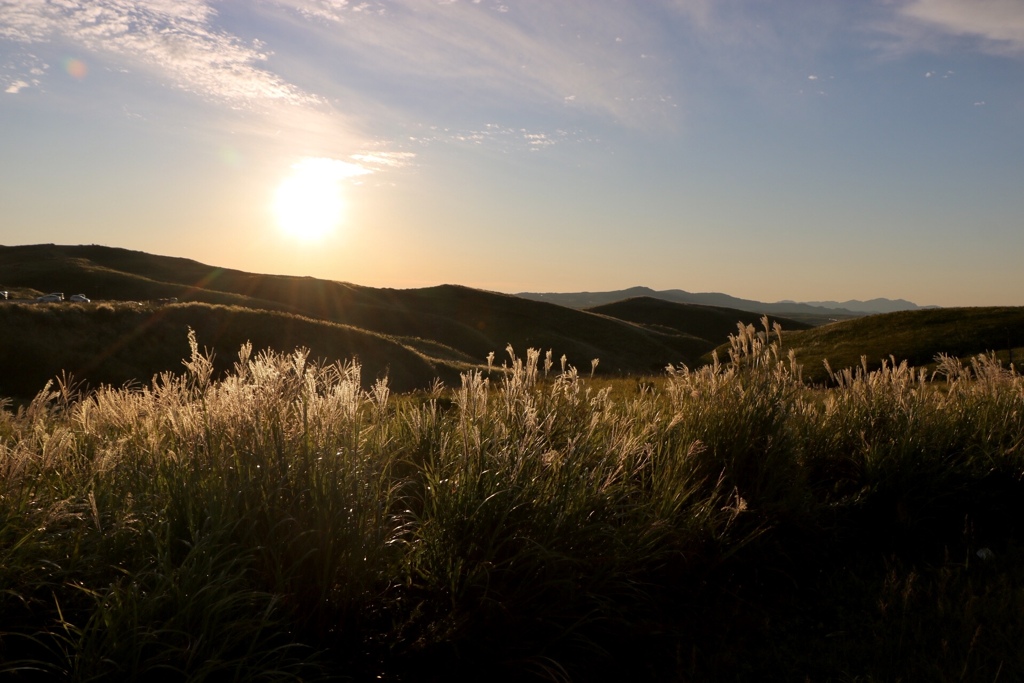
[1,322,1023,680]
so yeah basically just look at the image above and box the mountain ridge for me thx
[516,286,936,322]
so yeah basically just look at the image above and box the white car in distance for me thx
[69,294,90,302]
[37,292,64,302]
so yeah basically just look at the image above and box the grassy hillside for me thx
[586,296,812,355]
[0,302,467,399]
[0,245,713,376]
[759,307,1024,383]
[0,244,318,312]
[7,245,1022,390]
[327,284,707,374]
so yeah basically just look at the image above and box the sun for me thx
[273,158,353,242]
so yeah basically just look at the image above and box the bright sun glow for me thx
[272,157,368,241]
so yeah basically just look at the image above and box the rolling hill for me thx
[0,301,468,399]
[3,244,1020,399]
[585,296,812,346]
[746,307,1024,384]
[0,244,766,396]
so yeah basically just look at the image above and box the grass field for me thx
[2,319,1023,681]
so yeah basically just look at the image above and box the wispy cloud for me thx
[0,0,393,168]
[406,122,590,153]
[0,0,691,156]
[889,0,1024,56]
[2,50,47,94]
[270,0,680,128]
[902,0,1024,53]
[5,78,30,93]
[351,151,417,168]
[289,156,372,180]
[0,0,317,108]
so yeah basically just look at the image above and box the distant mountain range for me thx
[516,286,935,323]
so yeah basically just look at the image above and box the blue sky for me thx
[2,0,1022,306]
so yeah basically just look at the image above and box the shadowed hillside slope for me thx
[324,284,706,374]
[761,307,1024,383]
[586,296,812,358]
[0,302,464,399]
[0,245,712,375]
[0,243,343,312]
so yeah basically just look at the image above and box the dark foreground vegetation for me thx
[2,320,1023,681]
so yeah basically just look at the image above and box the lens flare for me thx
[218,145,242,168]
[64,58,87,79]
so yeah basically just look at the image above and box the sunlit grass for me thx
[1,321,1023,680]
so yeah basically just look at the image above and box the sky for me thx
[2,0,1023,307]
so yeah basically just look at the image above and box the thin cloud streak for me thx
[271,0,681,129]
[350,152,416,168]
[899,0,1024,55]
[0,0,317,108]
